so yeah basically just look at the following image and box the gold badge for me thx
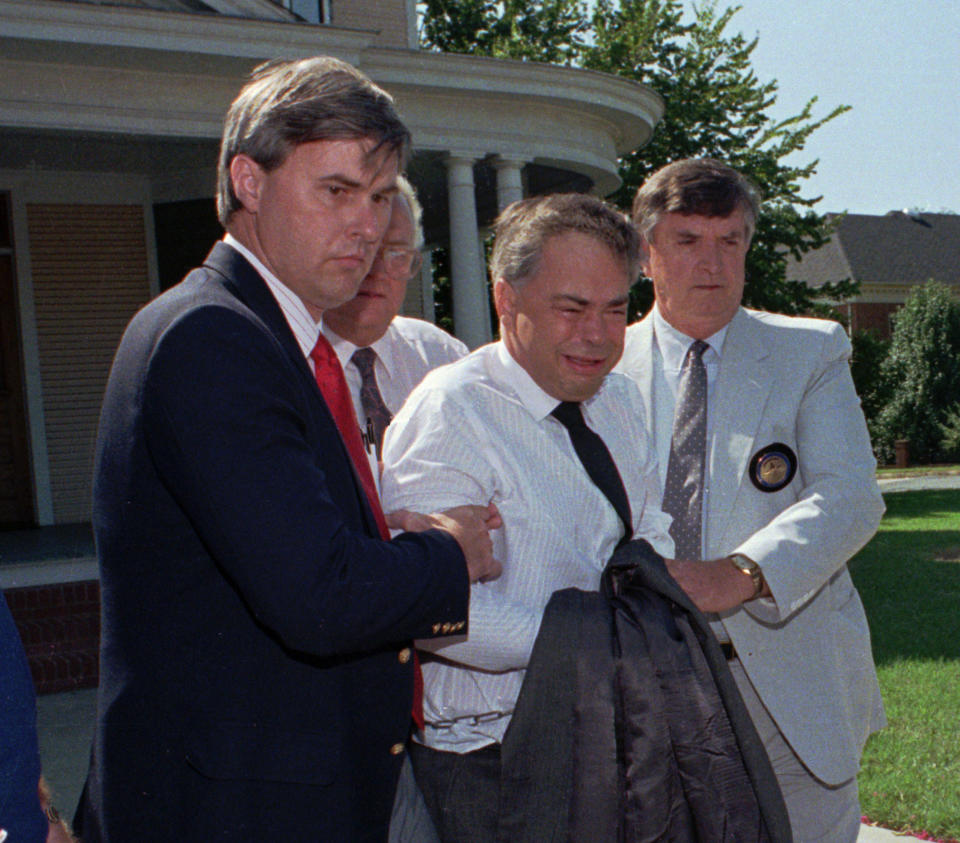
[749,443,797,492]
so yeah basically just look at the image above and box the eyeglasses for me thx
[375,246,423,280]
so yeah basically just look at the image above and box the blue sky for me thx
[706,0,960,215]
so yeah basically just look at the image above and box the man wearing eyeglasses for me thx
[323,175,468,472]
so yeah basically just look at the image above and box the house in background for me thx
[786,210,960,338]
[0,0,663,532]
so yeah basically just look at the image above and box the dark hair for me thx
[216,56,410,226]
[490,193,640,288]
[632,158,761,242]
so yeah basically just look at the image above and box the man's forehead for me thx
[391,192,413,220]
[529,272,631,303]
[646,211,746,244]
[667,209,746,229]
[525,232,631,290]
[300,135,399,180]
[364,141,401,174]
[549,289,629,306]
[383,195,415,240]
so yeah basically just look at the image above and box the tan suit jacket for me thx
[618,307,886,784]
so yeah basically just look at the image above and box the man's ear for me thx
[493,279,515,328]
[638,234,653,279]
[229,154,264,213]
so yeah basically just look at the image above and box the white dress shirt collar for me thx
[651,303,729,371]
[369,326,403,382]
[322,321,402,384]
[322,323,358,371]
[223,233,320,361]
[493,343,556,421]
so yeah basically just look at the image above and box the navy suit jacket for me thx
[77,242,469,842]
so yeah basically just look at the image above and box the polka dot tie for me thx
[662,340,709,560]
[352,347,393,460]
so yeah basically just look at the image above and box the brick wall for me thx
[850,302,898,339]
[5,581,100,694]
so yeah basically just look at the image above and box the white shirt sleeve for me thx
[381,387,542,672]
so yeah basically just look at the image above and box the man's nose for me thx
[351,198,388,244]
[699,240,723,273]
[367,248,390,279]
[579,311,606,344]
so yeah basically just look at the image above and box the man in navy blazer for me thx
[76,56,499,842]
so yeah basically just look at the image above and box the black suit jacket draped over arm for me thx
[498,539,792,843]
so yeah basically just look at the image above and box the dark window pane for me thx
[0,194,10,250]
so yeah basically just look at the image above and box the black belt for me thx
[720,641,737,660]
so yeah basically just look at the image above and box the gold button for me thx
[441,622,452,634]
[453,621,465,631]
[398,647,412,664]
[432,623,441,634]
[390,743,405,756]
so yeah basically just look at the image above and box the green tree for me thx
[850,328,891,428]
[421,0,586,64]
[420,0,858,319]
[871,282,960,464]
[938,403,960,463]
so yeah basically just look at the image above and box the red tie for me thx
[310,333,389,538]
[310,333,424,729]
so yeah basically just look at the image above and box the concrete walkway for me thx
[859,825,937,842]
[877,472,960,493]
[37,687,97,823]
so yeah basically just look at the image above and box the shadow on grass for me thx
[850,489,960,665]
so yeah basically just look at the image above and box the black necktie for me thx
[662,340,709,559]
[551,401,633,544]
[351,347,393,459]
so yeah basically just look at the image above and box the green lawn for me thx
[850,488,960,839]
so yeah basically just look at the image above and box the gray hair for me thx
[394,174,424,250]
[632,158,761,243]
[216,56,410,227]
[490,193,640,288]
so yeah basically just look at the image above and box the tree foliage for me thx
[870,282,960,464]
[419,0,857,319]
[850,328,891,426]
[420,0,587,63]
[938,403,960,464]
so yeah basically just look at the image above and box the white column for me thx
[492,156,527,212]
[10,192,53,524]
[418,247,435,323]
[446,153,490,349]
[404,0,418,48]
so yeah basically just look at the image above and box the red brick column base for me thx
[4,580,100,694]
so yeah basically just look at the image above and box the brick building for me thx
[786,210,960,338]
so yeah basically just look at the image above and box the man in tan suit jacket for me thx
[617,158,885,842]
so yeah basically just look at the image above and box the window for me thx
[0,193,11,393]
[277,0,330,23]
[0,193,10,250]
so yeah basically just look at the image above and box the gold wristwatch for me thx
[729,553,764,599]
